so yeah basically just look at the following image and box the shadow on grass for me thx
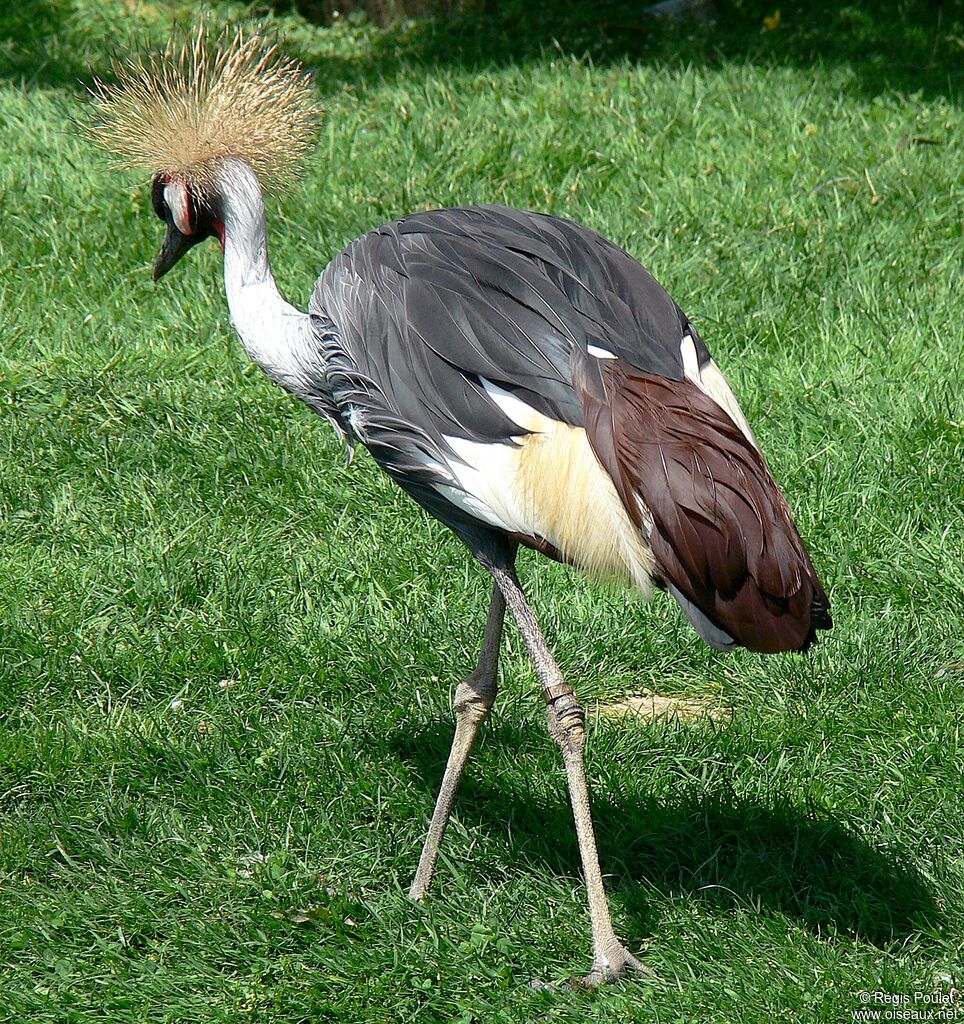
[1,0,958,103]
[298,0,960,102]
[392,718,941,948]
[0,0,89,90]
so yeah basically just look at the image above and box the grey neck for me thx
[216,159,314,394]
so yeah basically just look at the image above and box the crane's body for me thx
[89,33,831,986]
[310,199,829,653]
[217,157,828,653]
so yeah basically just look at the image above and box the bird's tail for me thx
[580,365,832,654]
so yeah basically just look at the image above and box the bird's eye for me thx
[151,176,168,222]
[150,176,194,236]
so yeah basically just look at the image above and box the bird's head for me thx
[85,27,320,282]
[150,174,222,282]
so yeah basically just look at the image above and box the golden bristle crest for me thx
[86,27,320,196]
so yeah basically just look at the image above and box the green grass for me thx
[1,0,963,1020]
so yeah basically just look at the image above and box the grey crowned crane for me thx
[89,31,831,985]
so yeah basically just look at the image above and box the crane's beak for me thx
[154,221,199,282]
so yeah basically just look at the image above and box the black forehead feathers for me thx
[151,176,167,221]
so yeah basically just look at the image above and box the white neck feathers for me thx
[216,159,312,392]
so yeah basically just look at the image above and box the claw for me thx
[579,945,658,987]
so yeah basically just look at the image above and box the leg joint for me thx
[453,676,496,725]
[547,691,586,754]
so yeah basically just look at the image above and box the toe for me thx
[580,946,657,986]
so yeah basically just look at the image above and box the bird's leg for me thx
[486,562,652,986]
[409,582,506,902]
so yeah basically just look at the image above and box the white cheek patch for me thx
[164,180,192,235]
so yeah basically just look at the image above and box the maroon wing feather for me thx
[579,359,831,653]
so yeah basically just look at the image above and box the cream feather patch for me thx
[86,27,321,196]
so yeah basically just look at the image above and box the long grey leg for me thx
[409,582,506,901]
[486,561,652,986]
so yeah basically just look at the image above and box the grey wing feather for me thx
[308,205,701,500]
[667,583,739,651]
[302,204,829,653]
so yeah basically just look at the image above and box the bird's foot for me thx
[578,943,657,988]
[528,944,656,992]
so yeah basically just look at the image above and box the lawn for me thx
[1,0,962,1020]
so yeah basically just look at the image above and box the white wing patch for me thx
[478,377,542,430]
[434,389,656,595]
[437,435,527,533]
[587,344,617,360]
[415,338,752,597]
[680,332,759,448]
